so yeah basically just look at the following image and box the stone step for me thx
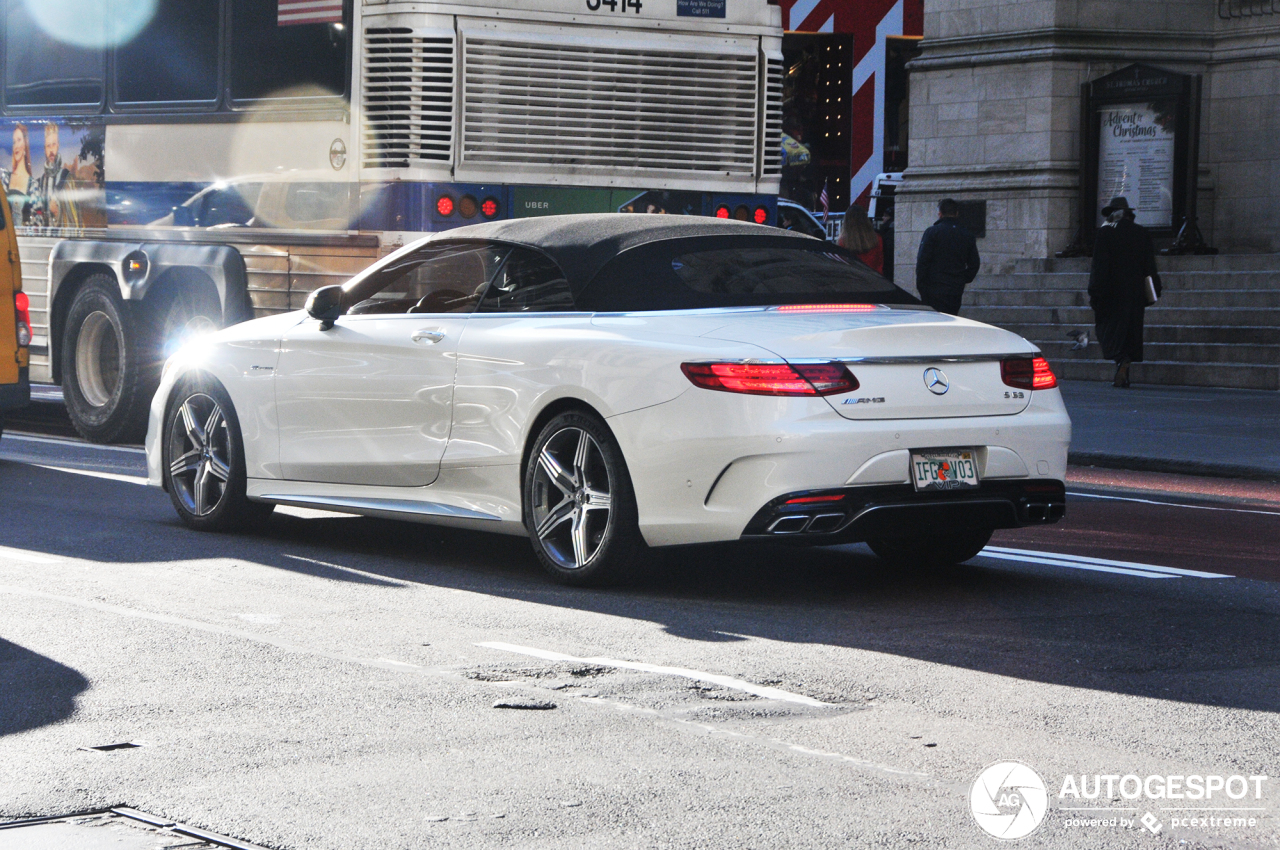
[1038,339,1280,365]
[990,322,1280,346]
[966,289,1280,308]
[972,271,1280,291]
[1049,358,1280,391]
[1012,253,1280,274]
[961,305,1280,327]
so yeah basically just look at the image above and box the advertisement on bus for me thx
[0,120,105,233]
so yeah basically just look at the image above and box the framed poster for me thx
[1074,64,1202,249]
[1095,102,1176,228]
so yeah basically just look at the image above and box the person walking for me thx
[1088,196,1162,388]
[837,203,883,274]
[915,198,980,315]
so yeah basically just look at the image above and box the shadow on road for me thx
[0,638,89,737]
[4,462,1280,715]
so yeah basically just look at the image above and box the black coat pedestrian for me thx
[1088,217,1162,364]
[915,217,980,315]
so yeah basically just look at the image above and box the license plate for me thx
[911,450,980,491]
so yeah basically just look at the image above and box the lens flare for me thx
[26,0,158,49]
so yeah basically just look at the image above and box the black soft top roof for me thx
[440,213,820,292]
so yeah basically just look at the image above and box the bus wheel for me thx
[61,275,151,444]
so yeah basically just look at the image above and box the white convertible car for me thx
[146,215,1071,585]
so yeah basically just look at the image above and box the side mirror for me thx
[305,285,345,330]
[172,205,195,227]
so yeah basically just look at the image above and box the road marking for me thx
[980,546,1232,579]
[0,545,63,564]
[280,554,408,587]
[3,432,146,454]
[476,641,830,707]
[31,463,149,486]
[1069,490,1280,517]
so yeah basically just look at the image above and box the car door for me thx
[275,242,508,486]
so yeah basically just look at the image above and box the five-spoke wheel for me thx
[524,411,644,585]
[162,377,273,532]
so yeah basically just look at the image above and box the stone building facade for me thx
[896,0,1280,288]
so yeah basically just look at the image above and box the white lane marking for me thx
[0,545,63,564]
[3,432,146,454]
[31,463,149,486]
[981,546,1232,579]
[476,641,830,707]
[979,550,1176,579]
[280,553,408,586]
[1068,490,1280,517]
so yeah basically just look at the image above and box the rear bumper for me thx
[740,479,1066,543]
[0,367,29,412]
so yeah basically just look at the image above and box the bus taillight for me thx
[753,206,768,224]
[436,195,455,217]
[481,197,499,218]
[715,206,730,219]
[458,195,479,219]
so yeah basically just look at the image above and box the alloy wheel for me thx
[167,393,232,517]
[531,427,613,570]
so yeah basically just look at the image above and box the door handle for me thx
[411,328,446,344]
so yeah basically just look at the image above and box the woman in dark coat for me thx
[1089,196,1162,387]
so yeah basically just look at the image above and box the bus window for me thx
[116,0,219,104]
[4,2,104,107]
[229,0,348,102]
[284,184,351,227]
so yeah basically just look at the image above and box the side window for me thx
[197,184,261,227]
[479,249,574,313]
[347,244,510,316]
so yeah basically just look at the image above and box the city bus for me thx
[9,0,783,442]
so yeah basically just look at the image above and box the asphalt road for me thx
[1,421,1278,850]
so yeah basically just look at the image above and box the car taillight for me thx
[1001,356,1057,390]
[14,290,31,348]
[681,361,859,396]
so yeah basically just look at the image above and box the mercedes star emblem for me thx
[923,367,950,395]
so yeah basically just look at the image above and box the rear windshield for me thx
[576,236,917,312]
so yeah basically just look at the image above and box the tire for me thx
[866,527,994,569]
[523,411,647,586]
[61,275,153,444]
[162,375,273,533]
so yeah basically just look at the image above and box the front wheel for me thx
[866,527,994,569]
[162,376,273,532]
[523,411,646,586]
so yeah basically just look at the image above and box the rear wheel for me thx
[523,411,646,586]
[162,376,273,532]
[61,275,152,444]
[866,527,994,569]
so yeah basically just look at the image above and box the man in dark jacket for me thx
[915,198,981,315]
[1089,196,1162,388]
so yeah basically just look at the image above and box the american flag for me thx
[818,179,829,224]
[278,0,344,26]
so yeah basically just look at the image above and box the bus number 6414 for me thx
[586,0,643,12]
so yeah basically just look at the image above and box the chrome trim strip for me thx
[259,494,502,522]
[839,354,1027,365]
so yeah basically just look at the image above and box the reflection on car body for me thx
[145,214,1071,585]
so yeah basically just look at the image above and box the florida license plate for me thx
[911,450,980,491]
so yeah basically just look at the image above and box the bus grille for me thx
[461,34,760,177]
[362,26,454,169]
[762,56,783,178]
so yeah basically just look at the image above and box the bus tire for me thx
[61,275,152,444]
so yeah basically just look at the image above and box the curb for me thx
[1068,451,1280,483]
